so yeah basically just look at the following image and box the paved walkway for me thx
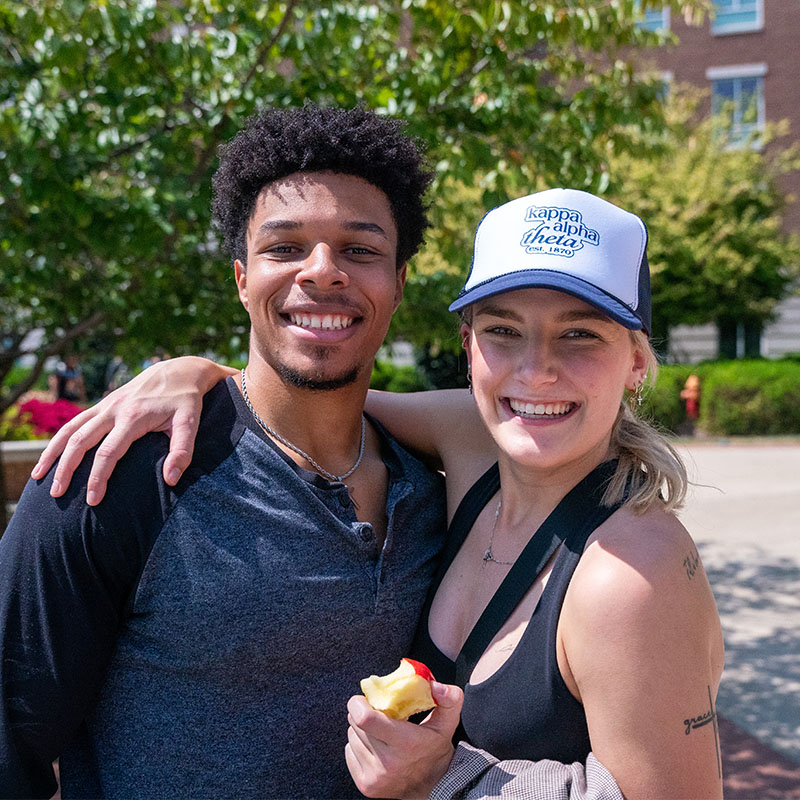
[677,439,800,797]
[718,716,800,798]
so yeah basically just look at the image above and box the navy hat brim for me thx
[448,269,647,332]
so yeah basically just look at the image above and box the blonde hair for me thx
[603,331,687,513]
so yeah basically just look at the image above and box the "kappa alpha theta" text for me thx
[520,205,600,257]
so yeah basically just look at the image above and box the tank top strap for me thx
[432,462,501,588]
[455,460,621,687]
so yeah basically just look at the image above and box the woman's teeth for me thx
[508,399,574,418]
[289,313,354,330]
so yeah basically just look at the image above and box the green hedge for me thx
[641,364,698,433]
[370,360,429,393]
[642,359,800,436]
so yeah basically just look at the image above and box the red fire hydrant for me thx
[680,374,701,421]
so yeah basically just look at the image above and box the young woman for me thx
[34,189,724,799]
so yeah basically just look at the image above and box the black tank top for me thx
[411,460,622,764]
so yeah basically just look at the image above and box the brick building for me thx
[636,0,800,361]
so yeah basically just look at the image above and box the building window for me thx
[659,71,674,101]
[636,4,670,31]
[707,64,766,147]
[711,0,763,35]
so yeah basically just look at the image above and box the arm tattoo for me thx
[684,710,714,734]
[683,549,699,580]
[683,686,722,778]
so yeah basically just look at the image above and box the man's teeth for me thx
[289,313,354,330]
[508,399,574,418]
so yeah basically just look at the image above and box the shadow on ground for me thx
[698,544,800,774]
[720,716,800,799]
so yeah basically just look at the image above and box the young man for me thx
[0,105,448,798]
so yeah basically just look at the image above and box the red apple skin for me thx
[403,658,436,685]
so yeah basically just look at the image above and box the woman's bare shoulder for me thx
[565,505,720,642]
[586,505,696,575]
[559,505,724,799]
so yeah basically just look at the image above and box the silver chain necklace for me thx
[240,368,366,483]
[483,496,515,566]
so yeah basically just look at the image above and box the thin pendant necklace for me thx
[483,496,515,567]
[240,368,366,483]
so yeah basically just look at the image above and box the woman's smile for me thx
[504,397,578,422]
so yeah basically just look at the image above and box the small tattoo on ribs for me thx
[683,550,699,580]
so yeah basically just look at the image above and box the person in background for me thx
[33,189,724,798]
[681,373,701,422]
[103,355,132,396]
[141,347,171,371]
[49,353,87,404]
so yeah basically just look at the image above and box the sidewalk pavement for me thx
[677,439,800,797]
[718,716,800,798]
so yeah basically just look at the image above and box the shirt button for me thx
[359,526,374,541]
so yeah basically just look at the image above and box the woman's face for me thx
[463,288,647,475]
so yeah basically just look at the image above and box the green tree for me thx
[607,91,800,346]
[1,0,706,415]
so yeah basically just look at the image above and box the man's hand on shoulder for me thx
[31,356,233,505]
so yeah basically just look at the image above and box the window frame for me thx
[707,63,767,147]
[638,5,671,32]
[711,0,764,35]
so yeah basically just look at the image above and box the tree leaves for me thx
[608,92,800,342]
[2,0,709,408]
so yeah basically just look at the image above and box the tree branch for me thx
[424,43,545,115]
[108,119,179,161]
[1,311,106,416]
[240,0,300,91]
[186,0,301,188]
[0,332,26,381]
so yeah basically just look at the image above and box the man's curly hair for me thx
[212,104,434,268]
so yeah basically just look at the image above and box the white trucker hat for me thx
[449,188,652,333]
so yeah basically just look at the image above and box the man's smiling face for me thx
[235,171,405,392]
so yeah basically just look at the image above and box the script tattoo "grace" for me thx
[684,709,715,735]
[683,687,722,778]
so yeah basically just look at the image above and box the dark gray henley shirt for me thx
[0,378,447,799]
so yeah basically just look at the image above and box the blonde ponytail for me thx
[603,332,688,513]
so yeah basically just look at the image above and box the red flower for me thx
[18,398,83,436]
